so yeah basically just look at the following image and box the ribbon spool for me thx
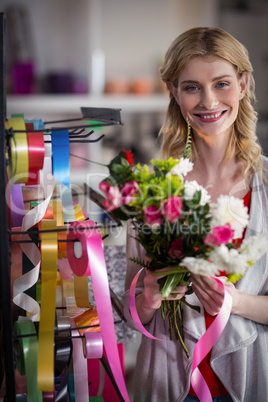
[83,332,103,359]
[66,220,96,277]
[13,320,42,402]
[11,183,25,228]
[57,226,68,259]
[7,117,29,184]
[51,130,71,188]
[53,337,73,402]
[73,204,85,221]
[50,200,64,227]
[74,308,100,335]
[56,316,71,337]
[57,204,85,260]
[25,122,45,185]
[74,275,94,308]
[37,219,58,392]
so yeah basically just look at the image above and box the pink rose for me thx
[163,196,182,223]
[99,181,110,193]
[121,181,139,204]
[144,205,163,227]
[99,181,122,210]
[168,238,184,259]
[204,223,235,246]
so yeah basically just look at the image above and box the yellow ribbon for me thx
[74,274,94,308]
[74,204,85,221]
[37,219,58,391]
[49,200,64,226]
[7,117,29,183]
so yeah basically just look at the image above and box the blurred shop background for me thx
[2,0,268,399]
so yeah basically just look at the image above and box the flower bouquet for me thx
[99,149,268,357]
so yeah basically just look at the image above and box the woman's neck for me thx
[192,132,231,179]
[187,132,249,201]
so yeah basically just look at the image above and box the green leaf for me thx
[111,164,124,174]
[153,165,162,178]
[121,157,130,168]
[161,273,184,299]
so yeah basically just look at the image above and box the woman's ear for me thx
[167,81,180,104]
[239,72,248,100]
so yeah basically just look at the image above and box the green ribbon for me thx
[14,320,42,402]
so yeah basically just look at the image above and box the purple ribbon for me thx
[11,183,25,227]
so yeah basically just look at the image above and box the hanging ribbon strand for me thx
[66,220,130,402]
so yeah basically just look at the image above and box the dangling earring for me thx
[182,118,192,159]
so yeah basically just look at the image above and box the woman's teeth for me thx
[200,112,222,119]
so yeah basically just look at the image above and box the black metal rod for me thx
[44,117,84,124]
[44,134,105,144]
[9,233,109,244]
[10,122,120,133]
[13,320,123,339]
[69,129,94,138]
[0,12,16,401]
[10,223,121,236]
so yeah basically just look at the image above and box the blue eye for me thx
[216,82,229,88]
[186,85,199,91]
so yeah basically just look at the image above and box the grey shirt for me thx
[122,156,268,402]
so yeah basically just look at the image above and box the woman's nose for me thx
[199,89,219,109]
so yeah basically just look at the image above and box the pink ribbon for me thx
[83,332,103,359]
[190,278,232,402]
[71,320,90,402]
[129,270,233,401]
[67,220,129,402]
[129,267,169,340]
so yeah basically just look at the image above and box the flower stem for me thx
[172,301,190,359]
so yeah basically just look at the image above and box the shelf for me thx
[7,94,169,118]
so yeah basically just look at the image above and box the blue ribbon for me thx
[51,130,70,188]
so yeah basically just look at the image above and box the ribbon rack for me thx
[0,12,131,402]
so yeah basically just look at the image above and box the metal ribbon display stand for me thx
[0,12,16,402]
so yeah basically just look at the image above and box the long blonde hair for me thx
[159,27,262,176]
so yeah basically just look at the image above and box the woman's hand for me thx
[143,266,188,310]
[191,274,268,325]
[191,274,238,316]
[135,258,188,324]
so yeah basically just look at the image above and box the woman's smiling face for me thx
[169,56,248,139]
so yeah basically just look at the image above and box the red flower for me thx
[168,238,184,259]
[122,149,134,165]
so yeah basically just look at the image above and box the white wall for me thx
[1,0,219,85]
[101,0,219,80]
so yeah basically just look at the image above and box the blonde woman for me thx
[122,27,268,402]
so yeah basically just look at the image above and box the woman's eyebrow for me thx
[180,75,232,85]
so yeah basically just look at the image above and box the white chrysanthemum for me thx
[209,244,248,275]
[167,157,193,179]
[239,233,268,264]
[210,195,249,239]
[180,256,219,276]
[183,180,211,206]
